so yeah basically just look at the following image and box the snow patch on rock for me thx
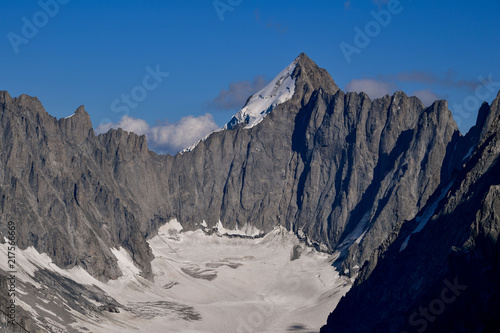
[225,59,298,130]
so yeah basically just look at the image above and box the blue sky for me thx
[1,0,499,154]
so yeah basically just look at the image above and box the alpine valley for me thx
[0,54,498,332]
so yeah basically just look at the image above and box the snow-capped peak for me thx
[224,58,298,130]
[181,57,299,154]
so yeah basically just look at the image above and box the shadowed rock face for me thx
[0,54,475,285]
[321,92,500,333]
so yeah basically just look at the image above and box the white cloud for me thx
[345,78,395,99]
[412,89,440,107]
[96,114,219,155]
[97,115,150,135]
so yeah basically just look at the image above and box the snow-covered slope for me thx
[225,59,298,130]
[181,58,298,154]
[0,222,351,333]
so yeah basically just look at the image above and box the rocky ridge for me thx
[0,54,483,285]
[321,91,500,332]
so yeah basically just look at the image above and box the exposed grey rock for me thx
[0,91,153,281]
[290,244,303,261]
[0,270,49,333]
[321,91,500,333]
[1,265,124,332]
[162,55,461,280]
[0,53,466,284]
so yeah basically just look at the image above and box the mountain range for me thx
[0,53,498,332]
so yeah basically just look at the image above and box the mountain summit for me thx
[225,53,339,129]
[184,53,339,152]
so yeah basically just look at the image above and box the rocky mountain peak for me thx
[479,90,500,141]
[0,91,46,118]
[58,104,94,145]
[98,127,149,157]
[224,53,340,130]
[291,53,339,105]
[0,90,13,105]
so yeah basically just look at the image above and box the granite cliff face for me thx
[2,54,499,332]
[321,92,500,332]
[0,54,468,283]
